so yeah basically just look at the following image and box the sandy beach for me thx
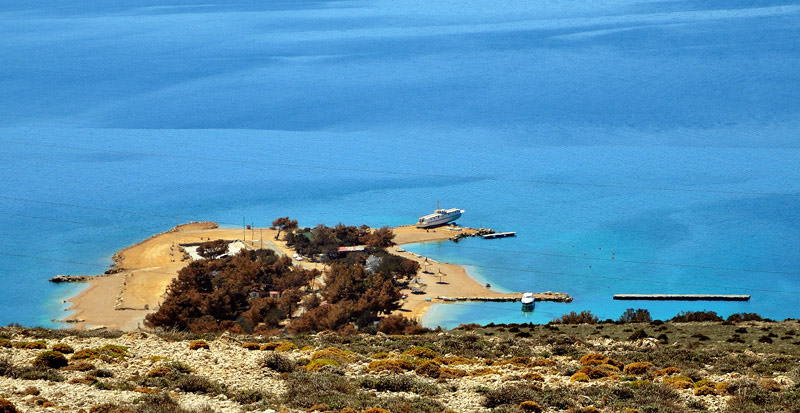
[62,223,533,330]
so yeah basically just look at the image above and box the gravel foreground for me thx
[1,321,799,412]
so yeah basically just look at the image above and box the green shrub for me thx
[359,375,438,396]
[174,374,224,394]
[261,352,296,373]
[484,384,541,408]
[552,311,598,324]
[33,351,68,369]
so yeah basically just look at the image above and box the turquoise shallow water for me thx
[0,0,799,327]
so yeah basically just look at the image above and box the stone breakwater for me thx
[49,275,93,283]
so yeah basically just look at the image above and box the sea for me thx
[1,0,799,329]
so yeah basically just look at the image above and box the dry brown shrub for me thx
[403,346,437,359]
[188,340,209,350]
[70,376,99,385]
[414,360,442,378]
[63,361,95,371]
[663,375,694,389]
[146,366,171,378]
[260,342,281,351]
[694,386,715,396]
[580,353,608,365]
[570,372,590,382]
[528,358,556,367]
[575,364,620,380]
[0,398,18,413]
[439,366,468,379]
[758,378,782,392]
[623,361,654,375]
[311,347,354,364]
[654,366,681,376]
[519,400,543,412]
[471,367,497,376]
[366,359,414,373]
[523,372,545,382]
[20,386,39,396]
[361,409,389,413]
[242,342,261,351]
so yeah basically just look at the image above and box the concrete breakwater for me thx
[436,291,572,303]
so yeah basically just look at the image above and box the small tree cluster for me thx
[144,248,316,333]
[619,308,652,323]
[551,311,599,325]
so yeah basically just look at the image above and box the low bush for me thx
[33,351,68,369]
[0,398,19,413]
[726,313,766,323]
[483,384,541,408]
[311,347,354,364]
[359,375,438,396]
[403,346,437,360]
[519,400,543,412]
[305,358,340,371]
[670,311,722,323]
[619,308,652,323]
[663,375,694,390]
[242,342,261,351]
[551,311,598,325]
[623,362,654,375]
[367,359,414,374]
[188,340,209,350]
[51,343,75,354]
[261,352,296,373]
[13,341,46,350]
[174,374,224,394]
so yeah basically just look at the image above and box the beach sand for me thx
[63,223,518,330]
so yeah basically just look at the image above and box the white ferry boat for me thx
[521,292,535,312]
[416,204,464,228]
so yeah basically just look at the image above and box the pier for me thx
[482,231,516,239]
[613,294,750,301]
[436,291,572,303]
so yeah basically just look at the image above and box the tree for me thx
[271,217,298,240]
[196,239,228,260]
[619,308,652,323]
[361,227,395,249]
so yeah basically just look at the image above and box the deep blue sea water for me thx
[1,0,799,328]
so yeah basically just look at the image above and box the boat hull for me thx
[416,210,463,228]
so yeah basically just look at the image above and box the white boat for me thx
[521,292,535,312]
[416,203,464,228]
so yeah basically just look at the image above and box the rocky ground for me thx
[1,320,799,412]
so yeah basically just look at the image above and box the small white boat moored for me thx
[521,292,535,312]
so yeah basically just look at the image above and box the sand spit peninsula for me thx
[58,222,570,331]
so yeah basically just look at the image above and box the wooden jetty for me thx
[482,231,516,239]
[613,294,750,301]
[436,291,572,303]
